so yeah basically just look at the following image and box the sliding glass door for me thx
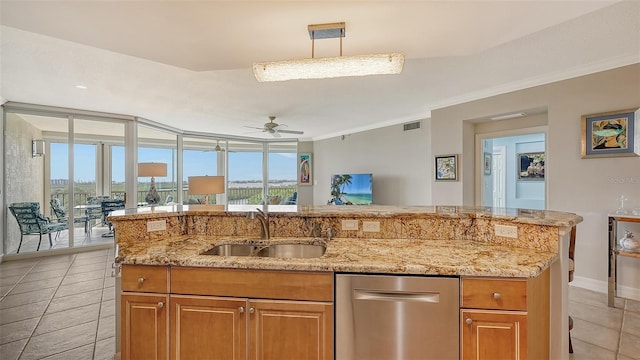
[3,106,129,256]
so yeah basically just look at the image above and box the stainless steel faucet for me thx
[247,208,270,240]
[323,225,333,240]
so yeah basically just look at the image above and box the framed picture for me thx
[435,154,458,181]
[518,152,545,180]
[483,152,492,175]
[298,153,312,185]
[581,107,640,158]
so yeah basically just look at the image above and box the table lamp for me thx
[188,175,225,205]
[138,162,167,205]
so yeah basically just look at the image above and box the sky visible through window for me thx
[51,143,297,182]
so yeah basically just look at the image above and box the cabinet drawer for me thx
[122,265,169,293]
[171,267,333,301]
[461,277,527,310]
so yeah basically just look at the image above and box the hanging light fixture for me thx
[253,22,404,82]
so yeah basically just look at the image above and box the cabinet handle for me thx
[157,302,164,308]
[238,306,244,314]
[249,307,255,314]
[492,292,501,300]
[138,277,145,284]
[465,318,473,325]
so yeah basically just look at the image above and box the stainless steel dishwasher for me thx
[336,274,459,360]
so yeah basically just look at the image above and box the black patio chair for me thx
[50,198,89,235]
[101,199,125,237]
[9,202,68,253]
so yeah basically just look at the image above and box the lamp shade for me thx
[138,163,167,177]
[188,176,225,195]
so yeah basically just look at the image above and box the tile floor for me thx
[0,249,116,359]
[569,285,640,360]
[1,251,639,359]
[7,224,114,255]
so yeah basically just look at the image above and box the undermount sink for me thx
[201,244,261,256]
[201,243,326,259]
[259,243,326,259]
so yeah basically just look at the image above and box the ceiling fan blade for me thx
[244,125,265,131]
[277,129,304,135]
[271,131,282,138]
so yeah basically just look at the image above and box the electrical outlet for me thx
[362,221,380,232]
[341,219,359,231]
[494,224,518,238]
[147,220,166,232]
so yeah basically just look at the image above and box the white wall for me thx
[431,64,640,299]
[5,113,46,253]
[313,120,431,206]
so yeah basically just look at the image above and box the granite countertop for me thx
[118,235,557,278]
[110,204,583,227]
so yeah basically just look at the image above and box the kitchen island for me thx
[110,204,582,359]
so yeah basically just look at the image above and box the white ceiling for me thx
[1,1,638,140]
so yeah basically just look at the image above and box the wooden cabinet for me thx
[170,296,333,360]
[121,265,333,360]
[250,299,333,360]
[461,310,527,360]
[121,265,171,360]
[170,268,333,360]
[121,292,169,360]
[121,264,169,293]
[170,295,247,360]
[460,268,549,360]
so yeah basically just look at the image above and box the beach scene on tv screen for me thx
[330,173,373,205]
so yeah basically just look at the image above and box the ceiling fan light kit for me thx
[253,22,404,82]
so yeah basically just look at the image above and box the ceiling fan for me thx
[246,116,304,137]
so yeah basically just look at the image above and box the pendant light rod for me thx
[309,22,345,58]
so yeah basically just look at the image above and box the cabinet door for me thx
[171,295,247,360]
[121,293,169,360]
[461,310,527,360]
[249,299,333,360]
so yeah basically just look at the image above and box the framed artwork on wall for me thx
[483,152,492,175]
[435,154,458,181]
[298,153,312,185]
[517,152,545,180]
[581,107,640,158]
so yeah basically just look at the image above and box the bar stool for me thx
[569,226,576,353]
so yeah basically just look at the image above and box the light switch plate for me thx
[362,221,380,232]
[495,224,518,238]
[341,219,358,231]
[147,220,166,232]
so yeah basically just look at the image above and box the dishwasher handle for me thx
[353,289,441,303]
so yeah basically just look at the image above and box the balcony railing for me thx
[50,185,297,209]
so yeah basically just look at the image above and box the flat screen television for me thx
[330,173,373,205]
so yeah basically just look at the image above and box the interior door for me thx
[492,146,506,208]
[480,133,546,209]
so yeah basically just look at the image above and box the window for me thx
[268,142,298,205]
[228,141,263,205]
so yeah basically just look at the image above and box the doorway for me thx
[478,131,546,210]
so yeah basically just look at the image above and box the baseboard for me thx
[1,243,113,262]
[572,275,640,302]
